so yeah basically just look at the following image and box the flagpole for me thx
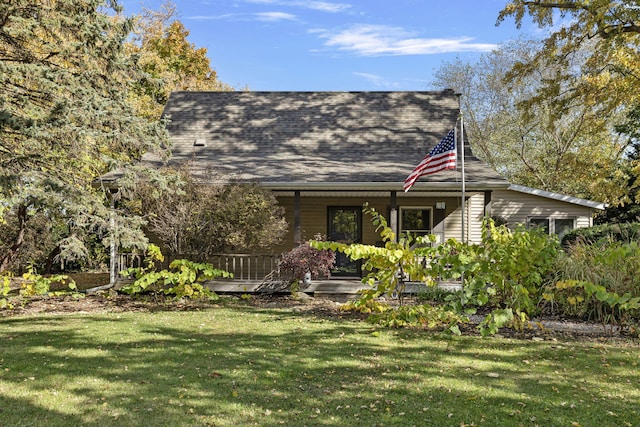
[460,114,466,243]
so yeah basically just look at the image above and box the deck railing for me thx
[208,254,282,281]
[116,252,282,282]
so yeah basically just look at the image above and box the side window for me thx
[554,218,575,240]
[528,218,550,234]
[528,217,575,238]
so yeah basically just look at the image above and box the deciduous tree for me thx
[127,1,234,120]
[432,38,628,202]
[496,0,640,204]
[121,167,287,259]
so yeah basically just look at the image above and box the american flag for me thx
[403,128,457,192]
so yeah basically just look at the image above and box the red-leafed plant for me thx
[279,235,335,283]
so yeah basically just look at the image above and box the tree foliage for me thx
[126,1,234,119]
[432,38,628,202]
[0,1,169,273]
[120,167,288,259]
[496,1,640,204]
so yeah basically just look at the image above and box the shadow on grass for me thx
[0,305,639,426]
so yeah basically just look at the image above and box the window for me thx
[554,219,575,240]
[400,207,432,237]
[528,217,575,238]
[528,218,550,234]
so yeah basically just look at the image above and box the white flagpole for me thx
[460,114,466,243]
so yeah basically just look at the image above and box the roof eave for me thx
[508,184,607,210]
[261,181,510,191]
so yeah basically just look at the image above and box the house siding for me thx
[492,189,594,229]
[272,195,470,254]
[442,193,485,244]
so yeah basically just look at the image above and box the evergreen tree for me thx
[0,0,168,272]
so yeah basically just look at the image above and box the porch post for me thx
[390,191,398,242]
[109,189,117,287]
[294,190,301,244]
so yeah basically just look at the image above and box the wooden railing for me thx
[209,254,281,281]
[115,252,282,282]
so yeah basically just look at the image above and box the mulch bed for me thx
[1,292,636,342]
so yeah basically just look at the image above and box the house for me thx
[493,184,606,239]
[99,90,604,280]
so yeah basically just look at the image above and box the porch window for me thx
[400,207,432,237]
[528,217,575,239]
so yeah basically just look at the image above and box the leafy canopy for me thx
[433,37,627,202]
[126,1,234,119]
[497,1,640,203]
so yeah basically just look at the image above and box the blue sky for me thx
[120,0,538,91]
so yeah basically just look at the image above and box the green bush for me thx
[317,210,560,336]
[561,222,640,247]
[546,239,640,327]
[120,259,232,300]
[436,220,560,335]
[1,273,12,309]
[20,266,79,297]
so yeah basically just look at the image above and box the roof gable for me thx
[148,91,507,190]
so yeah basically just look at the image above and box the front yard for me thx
[0,297,638,426]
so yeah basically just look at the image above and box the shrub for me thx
[20,266,78,297]
[316,212,560,336]
[279,236,336,284]
[1,273,12,309]
[367,304,468,333]
[546,239,640,327]
[434,220,559,335]
[543,280,640,332]
[561,222,640,247]
[120,247,232,300]
[123,168,288,258]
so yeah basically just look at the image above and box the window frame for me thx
[399,206,433,237]
[527,216,576,238]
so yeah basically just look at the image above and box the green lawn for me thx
[0,302,639,426]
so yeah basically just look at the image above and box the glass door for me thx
[328,207,362,277]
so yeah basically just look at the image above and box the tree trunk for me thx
[0,204,28,273]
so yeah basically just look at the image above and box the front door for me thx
[328,207,362,277]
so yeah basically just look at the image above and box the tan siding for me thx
[273,195,473,252]
[443,193,484,244]
[469,193,485,243]
[492,189,594,230]
[273,196,392,254]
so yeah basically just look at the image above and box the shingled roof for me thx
[112,91,508,191]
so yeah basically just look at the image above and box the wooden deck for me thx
[205,278,461,298]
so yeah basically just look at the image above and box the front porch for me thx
[115,253,462,298]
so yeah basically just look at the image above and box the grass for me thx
[0,302,639,426]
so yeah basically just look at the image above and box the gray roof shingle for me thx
[120,91,508,190]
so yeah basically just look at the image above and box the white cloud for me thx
[316,24,497,56]
[302,1,351,12]
[188,12,297,22]
[246,0,351,13]
[255,11,297,21]
[353,72,401,89]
